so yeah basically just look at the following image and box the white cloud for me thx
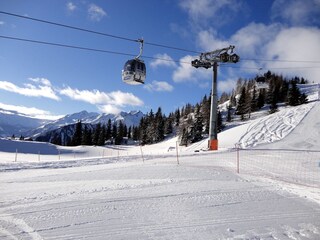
[97,104,121,115]
[0,79,60,101]
[196,23,282,57]
[66,2,77,12]
[197,29,229,51]
[271,0,320,25]
[218,78,238,93]
[143,81,174,92]
[28,77,52,87]
[193,23,320,84]
[0,102,62,120]
[59,87,144,114]
[150,53,177,68]
[88,4,106,21]
[264,27,320,84]
[172,55,210,83]
[230,23,282,57]
[179,0,243,27]
[108,91,144,106]
[59,87,108,104]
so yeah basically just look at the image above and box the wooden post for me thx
[236,145,240,174]
[140,146,144,163]
[176,141,180,165]
[15,149,18,162]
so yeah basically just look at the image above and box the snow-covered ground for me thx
[0,92,319,239]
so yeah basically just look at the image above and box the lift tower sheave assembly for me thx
[191,46,240,150]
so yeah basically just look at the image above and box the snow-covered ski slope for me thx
[0,88,320,239]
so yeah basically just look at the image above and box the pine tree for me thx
[155,107,165,143]
[127,126,132,139]
[145,110,155,144]
[132,126,139,141]
[219,92,229,104]
[81,125,92,145]
[93,123,101,145]
[217,110,223,132]
[192,106,203,142]
[164,116,173,135]
[236,87,250,120]
[112,122,117,143]
[230,90,237,107]
[72,120,82,146]
[269,91,278,113]
[98,124,106,146]
[287,80,302,106]
[257,90,265,109]
[279,80,289,103]
[139,117,148,145]
[201,94,210,134]
[174,109,180,127]
[51,133,62,145]
[299,93,308,104]
[227,104,232,122]
[180,128,188,146]
[123,125,128,140]
[266,77,275,105]
[251,86,258,113]
[115,121,124,145]
[106,119,112,141]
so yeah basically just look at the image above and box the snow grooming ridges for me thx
[0,215,43,240]
[237,103,314,148]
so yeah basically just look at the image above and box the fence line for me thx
[183,148,320,188]
[1,146,319,188]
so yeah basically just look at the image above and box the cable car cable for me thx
[0,11,138,43]
[1,35,320,70]
[0,35,138,57]
[0,34,183,63]
[2,11,320,63]
[0,10,201,54]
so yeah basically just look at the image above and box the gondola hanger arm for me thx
[135,38,144,59]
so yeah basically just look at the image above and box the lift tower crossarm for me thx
[200,45,235,63]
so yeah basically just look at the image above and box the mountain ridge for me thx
[0,109,144,138]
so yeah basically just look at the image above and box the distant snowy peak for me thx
[0,108,50,137]
[29,110,144,138]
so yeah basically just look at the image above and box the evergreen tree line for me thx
[61,119,134,146]
[228,71,308,120]
[53,71,309,147]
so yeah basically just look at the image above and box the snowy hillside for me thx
[0,86,319,239]
[0,101,319,239]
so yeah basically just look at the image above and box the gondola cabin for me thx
[255,76,269,89]
[122,59,146,85]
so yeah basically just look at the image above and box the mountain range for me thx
[0,109,144,139]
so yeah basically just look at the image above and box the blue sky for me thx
[0,0,319,119]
